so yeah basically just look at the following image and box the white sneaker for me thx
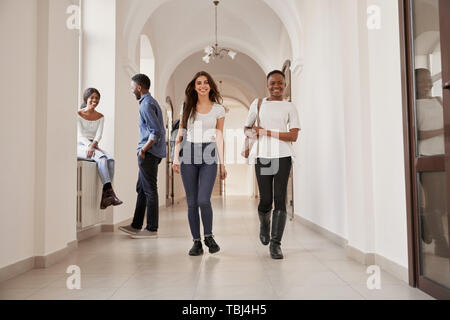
[130,229,158,239]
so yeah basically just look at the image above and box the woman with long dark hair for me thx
[77,88,122,209]
[244,70,301,260]
[173,71,227,256]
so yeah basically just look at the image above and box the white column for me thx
[34,0,79,257]
[0,0,38,268]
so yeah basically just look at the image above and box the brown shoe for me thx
[110,189,123,206]
[100,189,115,210]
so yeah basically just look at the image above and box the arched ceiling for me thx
[141,0,292,99]
[119,0,303,99]
[166,50,266,115]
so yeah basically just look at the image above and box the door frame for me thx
[282,60,295,221]
[399,0,450,300]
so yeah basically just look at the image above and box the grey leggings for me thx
[77,143,115,185]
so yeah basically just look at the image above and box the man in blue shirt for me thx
[119,74,166,238]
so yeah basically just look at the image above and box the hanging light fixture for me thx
[203,0,237,64]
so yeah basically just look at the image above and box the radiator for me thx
[77,160,106,229]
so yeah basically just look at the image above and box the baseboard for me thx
[345,245,376,266]
[101,224,117,233]
[0,240,78,283]
[295,215,348,247]
[375,253,409,283]
[294,214,409,284]
[34,240,78,269]
[77,224,102,242]
[0,257,35,283]
[102,217,133,233]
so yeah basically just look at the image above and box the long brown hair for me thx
[182,71,222,129]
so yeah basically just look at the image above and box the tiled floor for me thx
[0,196,434,300]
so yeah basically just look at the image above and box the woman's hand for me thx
[244,127,257,138]
[173,158,181,174]
[86,147,95,159]
[253,126,266,137]
[220,164,227,180]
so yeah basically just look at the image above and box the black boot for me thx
[270,210,287,260]
[189,240,204,256]
[258,211,271,246]
[204,236,220,254]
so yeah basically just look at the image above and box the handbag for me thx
[241,99,263,159]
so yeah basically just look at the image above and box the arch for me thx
[161,47,267,112]
[222,96,252,110]
[262,0,304,74]
[122,0,304,76]
[156,36,271,101]
[214,74,263,104]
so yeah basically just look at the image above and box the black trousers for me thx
[132,153,162,231]
[255,157,292,213]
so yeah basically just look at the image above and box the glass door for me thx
[404,0,450,299]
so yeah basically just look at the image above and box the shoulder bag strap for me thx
[256,99,263,158]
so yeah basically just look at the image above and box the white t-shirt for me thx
[77,114,104,146]
[245,98,301,160]
[180,104,226,143]
[417,98,444,156]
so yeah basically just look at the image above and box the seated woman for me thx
[77,88,123,209]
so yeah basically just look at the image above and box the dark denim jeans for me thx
[180,142,218,240]
[255,157,292,213]
[131,152,162,232]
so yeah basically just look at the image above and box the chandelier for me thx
[203,0,237,64]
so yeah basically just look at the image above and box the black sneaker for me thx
[189,240,204,256]
[204,236,220,254]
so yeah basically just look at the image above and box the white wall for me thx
[293,0,348,240]
[82,0,116,158]
[140,34,155,97]
[366,0,408,268]
[292,0,408,269]
[223,101,253,197]
[113,0,143,224]
[0,0,37,268]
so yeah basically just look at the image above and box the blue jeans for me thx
[77,142,114,185]
[180,142,218,240]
